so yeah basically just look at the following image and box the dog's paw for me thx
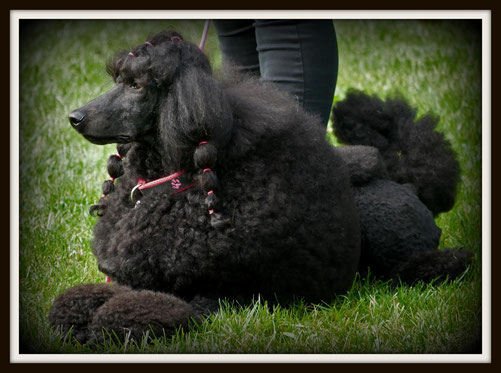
[85,289,196,346]
[49,283,129,344]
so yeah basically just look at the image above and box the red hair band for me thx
[199,20,211,51]
[199,141,214,215]
[207,190,214,214]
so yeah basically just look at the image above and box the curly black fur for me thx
[332,90,461,216]
[52,31,470,345]
[335,145,470,282]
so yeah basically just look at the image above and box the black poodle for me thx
[49,30,470,345]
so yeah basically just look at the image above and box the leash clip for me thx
[130,182,144,203]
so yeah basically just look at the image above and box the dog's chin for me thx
[82,134,132,145]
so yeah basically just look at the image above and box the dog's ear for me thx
[150,44,183,87]
[157,51,233,169]
[155,45,234,229]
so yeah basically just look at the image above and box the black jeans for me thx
[213,19,339,128]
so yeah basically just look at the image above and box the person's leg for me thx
[254,19,338,127]
[213,19,339,128]
[213,20,260,76]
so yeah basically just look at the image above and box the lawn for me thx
[16,18,484,358]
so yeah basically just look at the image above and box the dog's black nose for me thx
[69,111,86,127]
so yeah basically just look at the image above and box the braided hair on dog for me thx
[89,143,132,217]
[140,32,234,229]
[194,141,230,229]
[107,31,234,228]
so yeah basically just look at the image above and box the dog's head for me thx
[72,31,234,228]
[68,30,229,152]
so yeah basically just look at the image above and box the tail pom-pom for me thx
[332,90,460,215]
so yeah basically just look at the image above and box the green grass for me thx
[18,19,483,356]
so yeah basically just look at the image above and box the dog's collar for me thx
[131,170,196,203]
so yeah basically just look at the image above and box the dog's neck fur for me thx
[125,138,170,180]
[125,134,199,183]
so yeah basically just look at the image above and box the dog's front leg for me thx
[49,283,129,344]
[86,288,196,345]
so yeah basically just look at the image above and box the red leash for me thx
[130,170,197,203]
[137,170,185,191]
[199,20,211,51]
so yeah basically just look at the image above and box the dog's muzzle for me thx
[69,110,86,128]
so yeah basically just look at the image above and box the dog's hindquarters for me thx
[335,142,470,284]
[332,91,460,216]
[353,179,469,282]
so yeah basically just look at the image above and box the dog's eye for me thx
[130,82,141,89]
